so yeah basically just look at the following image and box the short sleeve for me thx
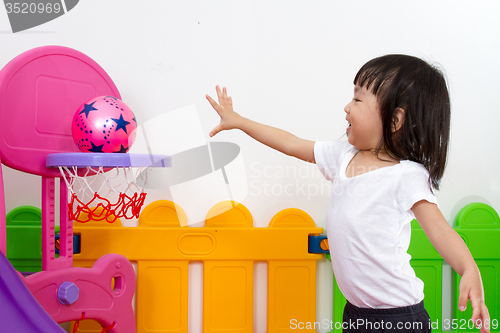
[396,161,438,212]
[314,140,352,182]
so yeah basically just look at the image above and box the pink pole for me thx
[0,158,6,256]
[42,177,73,271]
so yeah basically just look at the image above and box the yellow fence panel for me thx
[72,200,323,333]
[137,260,189,332]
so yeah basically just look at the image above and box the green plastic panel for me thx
[453,203,499,332]
[409,219,444,330]
[6,205,60,272]
[331,274,347,333]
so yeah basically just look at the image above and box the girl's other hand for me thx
[458,271,490,333]
[206,85,242,137]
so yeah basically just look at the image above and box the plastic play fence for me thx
[6,201,499,332]
[71,200,323,333]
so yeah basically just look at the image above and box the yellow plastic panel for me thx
[203,202,254,332]
[137,261,188,332]
[268,261,317,332]
[73,201,323,333]
[204,261,253,332]
[139,200,188,227]
[205,200,253,227]
[269,208,317,228]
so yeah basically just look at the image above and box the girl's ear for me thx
[392,108,405,132]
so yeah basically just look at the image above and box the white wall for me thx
[1,1,499,332]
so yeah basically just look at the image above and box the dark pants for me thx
[342,300,431,333]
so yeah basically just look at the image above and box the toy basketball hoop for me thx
[46,153,170,223]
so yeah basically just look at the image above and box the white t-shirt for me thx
[314,140,438,308]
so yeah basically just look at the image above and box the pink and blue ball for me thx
[72,96,137,153]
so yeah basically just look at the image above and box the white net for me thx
[58,166,150,223]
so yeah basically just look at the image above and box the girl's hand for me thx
[206,85,315,162]
[206,85,242,137]
[459,271,490,333]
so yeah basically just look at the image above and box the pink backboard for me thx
[0,46,121,177]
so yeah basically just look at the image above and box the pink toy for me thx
[0,46,137,332]
[72,96,137,153]
[23,253,136,331]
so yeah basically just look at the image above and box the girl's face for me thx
[344,85,383,150]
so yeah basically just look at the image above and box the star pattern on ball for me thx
[88,141,104,152]
[114,144,129,153]
[79,101,98,118]
[111,114,131,134]
[72,96,137,153]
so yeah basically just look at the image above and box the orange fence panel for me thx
[72,200,323,332]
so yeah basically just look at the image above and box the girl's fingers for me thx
[214,86,230,106]
[219,86,229,105]
[206,94,217,107]
[207,86,233,137]
[469,297,490,332]
[206,94,222,114]
[210,124,223,137]
[471,304,480,327]
[478,301,490,333]
[216,85,222,100]
[457,279,471,312]
[458,290,468,312]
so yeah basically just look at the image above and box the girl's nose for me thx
[344,103,350,114]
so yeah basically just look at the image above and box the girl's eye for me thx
[353,98,361,102]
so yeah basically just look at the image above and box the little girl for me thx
[206,54,490,332]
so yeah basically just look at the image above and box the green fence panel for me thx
[453,203,500,332]
[409,219,444,331]
[6,205,44,272]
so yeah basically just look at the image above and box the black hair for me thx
[354,54,450,190]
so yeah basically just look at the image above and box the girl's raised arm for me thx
[206,86,315,163]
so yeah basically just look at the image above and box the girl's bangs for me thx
[354,66,384,95]
[354,58,399,96]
